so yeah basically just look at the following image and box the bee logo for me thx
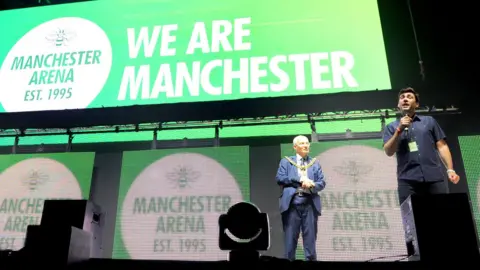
[22,169,49,192]
[333,160,373,183]
[45,28,76,47]
[166,166,200,189]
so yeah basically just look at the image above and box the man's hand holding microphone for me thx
[397,112,412,133]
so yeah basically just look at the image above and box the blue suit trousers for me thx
[281,196,318,261]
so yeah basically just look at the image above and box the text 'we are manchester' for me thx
[118,17,359,101]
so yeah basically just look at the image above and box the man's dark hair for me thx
[398,87,420,103]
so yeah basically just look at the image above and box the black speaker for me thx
[24,225,91,267]
[40,199,103,258]
[401,193,479,262]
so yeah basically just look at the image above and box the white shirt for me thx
[296,154,307,178]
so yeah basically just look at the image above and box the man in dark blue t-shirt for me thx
[383,87,460,204]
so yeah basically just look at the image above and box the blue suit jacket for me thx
[275,155,326,215]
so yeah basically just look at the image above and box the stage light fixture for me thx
[218,201,270,257]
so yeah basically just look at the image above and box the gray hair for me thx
[293,135,309,146]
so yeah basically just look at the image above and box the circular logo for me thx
[121,153,244,260]
[0,17,112,112]
[298,145,406,261]
[0,158,82,250]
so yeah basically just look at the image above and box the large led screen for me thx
[113,146,250,260]
[280,139,406,261]
[0,152,95,251]
[0,0,391,113]
[458,135,480,241]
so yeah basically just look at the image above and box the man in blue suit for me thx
[276,135,326,261]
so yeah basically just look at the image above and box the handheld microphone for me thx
[401,109,410,134]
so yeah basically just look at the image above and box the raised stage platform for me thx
[4,256,480,270]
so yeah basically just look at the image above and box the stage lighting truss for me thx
[0,105,460,138]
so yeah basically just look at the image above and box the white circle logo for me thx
[121,153,244,260]
[0,158,82,250]
[298,145,406,261]
[0,17,112,112]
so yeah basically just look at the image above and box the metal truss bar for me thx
[315,131,383,141]
[0,107,460,138]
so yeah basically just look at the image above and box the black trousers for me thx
[397,179,448,205]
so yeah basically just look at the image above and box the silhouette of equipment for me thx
[401,193,479,262]
[218,202,270,262]
[19,200,103,267]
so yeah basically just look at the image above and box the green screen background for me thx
[113,146,249,260]
[0,152,95,250]
[280,139,406,261]
[458,135,480,241]
[0,0,390,112]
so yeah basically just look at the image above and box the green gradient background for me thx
[280,139,401,261]
[112,146,250,259]
[0,0,390,112]
[458,135,480,241]
[0,152,95,197]
[0,118,396,146]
